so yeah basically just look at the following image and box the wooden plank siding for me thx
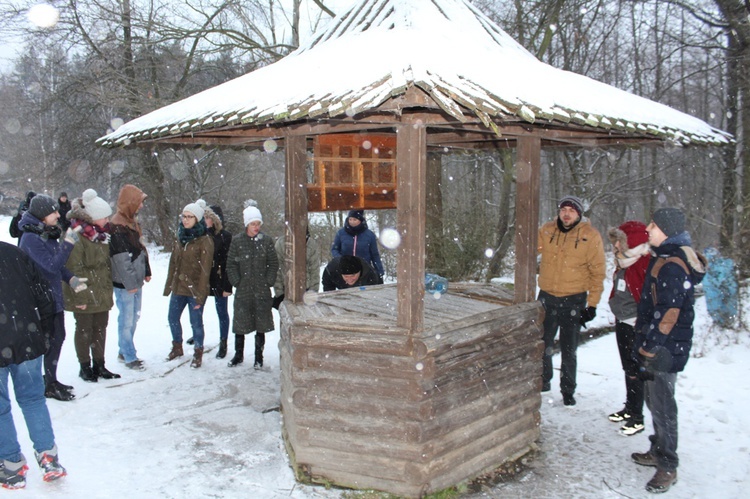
[279,284,543,497]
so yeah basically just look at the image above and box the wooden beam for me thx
[285,134,309,303]
[514,136,541,304]
[396,123,427,331]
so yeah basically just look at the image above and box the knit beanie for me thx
[243,205,263,226]
[558,195,584,218]
[652,208,686,238]
[28,194,58,220]
[81,189,112,220]
[347,209,365,222]
[183,199,206,221]
[339,255,362,275]
[618,220,649,250]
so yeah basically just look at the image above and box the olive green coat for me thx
[226,231,278,334]
[63,212,114,314]
[163,235,214,306]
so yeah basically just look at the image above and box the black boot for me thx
[45,382,75,401]
[228,335,244,367]
[254,333,265,370]
[216,339,228,359]
[79,363,98,383]
[93,361,121,380]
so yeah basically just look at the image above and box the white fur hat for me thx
[183,199,206,221]
[243,205,263,226]
[81,189,112,220]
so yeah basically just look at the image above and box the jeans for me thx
[538,290,587,395]
[644,370,679,471]
[168,295,205,348]
[114,287,142,363]
[214,295,230,341]
[0,357,56,462]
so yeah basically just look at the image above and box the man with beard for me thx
[537,195,606,406]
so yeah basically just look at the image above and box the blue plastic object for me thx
[703,247,739,329]
[425,273,449,295]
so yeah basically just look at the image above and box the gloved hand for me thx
[69,276,89,293]
[272,294,285,310]
[579,306,597,327]
[64,225,83,245]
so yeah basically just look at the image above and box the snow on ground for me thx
[2,214,749,498]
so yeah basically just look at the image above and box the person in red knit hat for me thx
[606,220,651,435]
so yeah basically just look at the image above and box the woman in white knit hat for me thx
[163,199,214,368]
[63,189,120,382]
[225,200,278,369]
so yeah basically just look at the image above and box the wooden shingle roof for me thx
[97,0,731,149]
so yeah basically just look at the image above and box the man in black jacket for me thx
[8,191,35,245]
[0,242,67,488]
[322,255,379,291]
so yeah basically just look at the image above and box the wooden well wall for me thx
[279,285,543,498]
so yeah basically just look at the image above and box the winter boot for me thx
[228,335,244,367]
[190,347,204,368]
[34,446,66,482]
[44,381,75,402]
[93,361,121,380]
[632,451,657,467]
[562,393,576,406]
[166,341,184,361]
[79,363,98,383]
[254,333,265,370]
[646,469,677,493]
[216,339,228,359]
[0,456,28,489]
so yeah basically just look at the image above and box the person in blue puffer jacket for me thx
[631,207,707,494]
[331,209,384,283]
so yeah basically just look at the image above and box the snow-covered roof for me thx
[97,0,731,148]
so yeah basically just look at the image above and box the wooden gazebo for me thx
[98,0,730,496]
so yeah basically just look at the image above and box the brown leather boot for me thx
[190,347,204,368]
[646,469,677,493]
[166,341,184,361]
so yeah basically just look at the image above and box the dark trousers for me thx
[45,312,67,384]
[73,311,109,365]
[644,371,679,471]
[538,290,587,395]
[615,321,644,417]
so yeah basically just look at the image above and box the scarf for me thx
[21,221,61,240]
[344,219,367,236]
[70,218,111,243]
[615,243,650,269]
[178,219,207,245]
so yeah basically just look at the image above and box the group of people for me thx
[538,195,706,494]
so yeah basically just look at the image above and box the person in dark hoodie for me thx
[187,204,233,359]
[331,209,385,283]
[56,192,71,232]
[9,190,35,245]
[606,221,651,436]
[18,194,89,402]
[0,241,67,488]
[322,255,379,291]
[631,207,707,494]
[110,184,151,371]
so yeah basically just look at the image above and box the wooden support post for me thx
[396,123,427,331]
[514,136,541,304]
[285,134,308,304]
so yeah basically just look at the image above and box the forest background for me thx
[0,0,747,282]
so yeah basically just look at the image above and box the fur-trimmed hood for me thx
[203,206,223,232]
[66,197,94,225]
[608,220,649,252]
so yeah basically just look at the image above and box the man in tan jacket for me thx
[537,195,606,406]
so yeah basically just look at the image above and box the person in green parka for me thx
[63,189,120,382]
[226,201,278,369]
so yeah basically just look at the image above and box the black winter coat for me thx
[0,241,56,367]
[322,256,379,291]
